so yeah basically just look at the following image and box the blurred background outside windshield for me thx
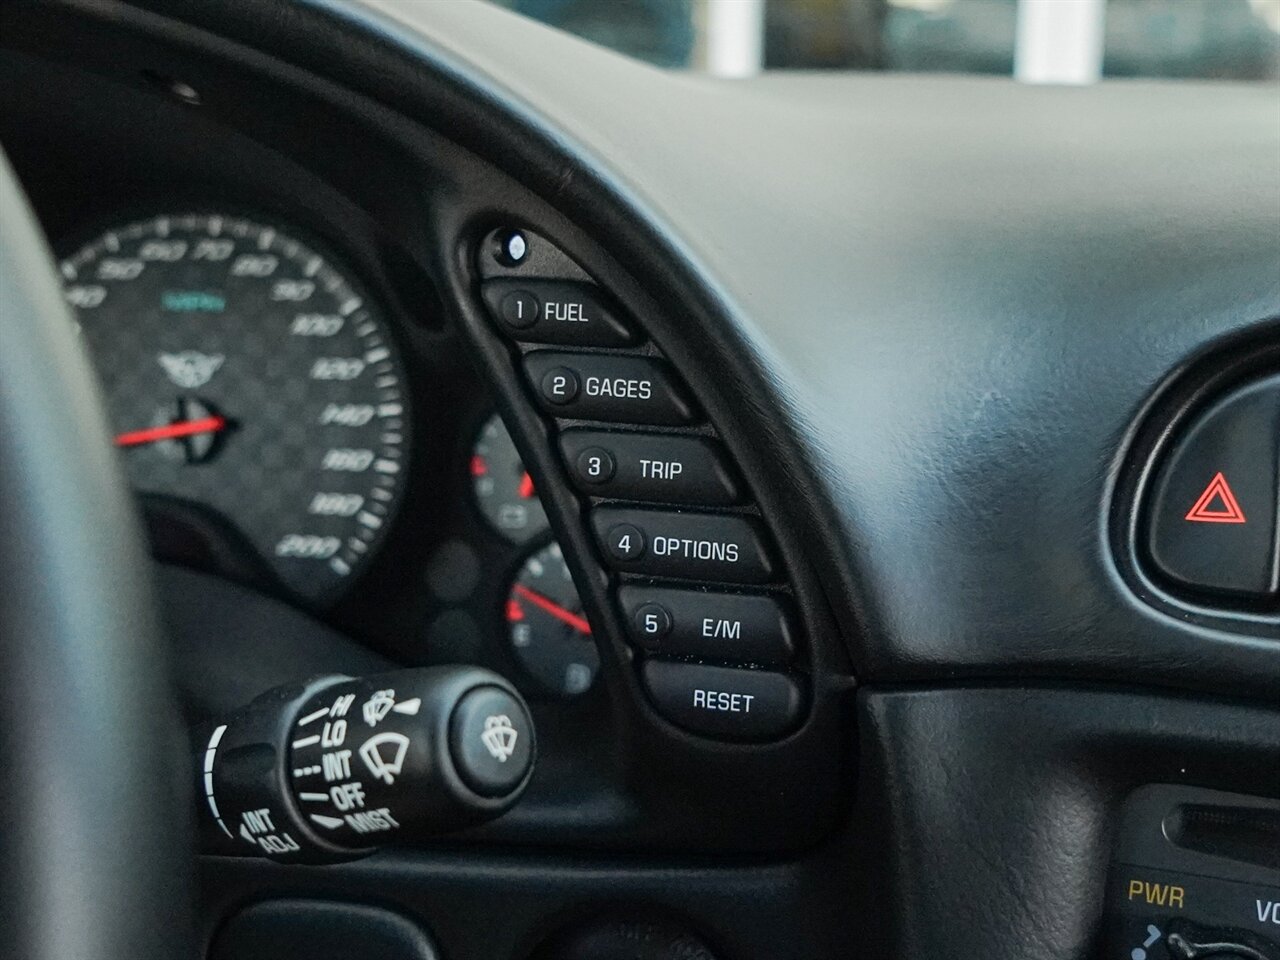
[488,0,1280,84]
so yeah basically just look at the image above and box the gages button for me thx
[523,352,698,426]
[641,660,802,741]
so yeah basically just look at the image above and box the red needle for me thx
[518,471,536,499]
[115,415,228,448]
[511,584,591,635]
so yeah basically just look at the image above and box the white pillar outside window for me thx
[702,0,766,78]
[1015,0,1108,85]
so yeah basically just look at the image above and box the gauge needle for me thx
[114,415,228,448]
[518,471,536,499]
[511,584,591,635]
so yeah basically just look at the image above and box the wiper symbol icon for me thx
[362,689,396,727]
[359,732,410,786]
[481,715,518,763]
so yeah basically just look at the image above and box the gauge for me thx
[60,213,408,603]
[505,541,598,697]
[471,413,549,543]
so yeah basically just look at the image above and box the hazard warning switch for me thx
[1147,376,1280,596]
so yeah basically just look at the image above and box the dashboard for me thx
[0,8,846,861]
[0,2,1278,960]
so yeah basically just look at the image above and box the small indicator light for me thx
[506,232,527,262]
[494,229,529,267]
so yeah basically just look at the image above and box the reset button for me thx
[640,660,801,742]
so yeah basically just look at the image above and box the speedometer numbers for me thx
[60,214,408,603]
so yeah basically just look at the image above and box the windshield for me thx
[488,0,1280,83]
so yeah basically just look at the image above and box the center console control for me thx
[1143,374,1280,599]
[1103,785,1280,959]
[475,228,811,743]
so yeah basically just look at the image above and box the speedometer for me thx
[60,214,408,603]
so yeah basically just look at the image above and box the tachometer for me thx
[60,214,408,603]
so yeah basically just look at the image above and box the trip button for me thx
[482,279,637,347]
[590,507,778,584]
[641,661,801,741]
[618,586,795,664]
[560,430,741,505]
[1146,375,1280,596]
[524,352,698,426]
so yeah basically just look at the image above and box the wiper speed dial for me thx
[196,666,535,862]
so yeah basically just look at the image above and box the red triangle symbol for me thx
[1184,472,1247,524]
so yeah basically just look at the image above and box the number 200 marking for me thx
[274,534,340,559]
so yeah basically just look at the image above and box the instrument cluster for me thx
[60,210,596,702]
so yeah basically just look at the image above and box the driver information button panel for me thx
[481,227,810,744]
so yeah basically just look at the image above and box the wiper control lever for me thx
[193,666,535,862]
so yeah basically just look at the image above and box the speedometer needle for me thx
[511,584,591,635]
[115,415,228,448]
